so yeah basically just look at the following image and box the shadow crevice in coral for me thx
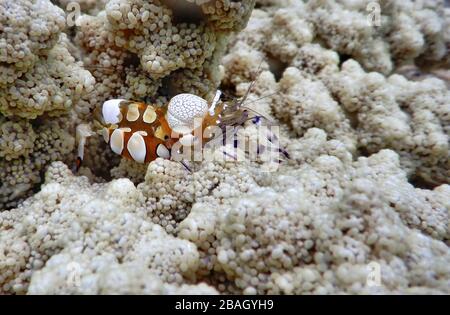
[163,0,207,25]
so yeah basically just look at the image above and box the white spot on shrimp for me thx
[143,106,157,124]
[127,132,147,163]
[126,103,140,122]
[110,128,126,155]
[156,143,170,159]
[102,99,125,124]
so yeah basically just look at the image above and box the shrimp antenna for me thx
[238,60,265,108]
[241,90,281,107]
[238,89,282,125]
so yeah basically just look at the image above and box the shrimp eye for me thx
[164,135,169,140]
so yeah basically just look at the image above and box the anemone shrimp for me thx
[76,69,289,172]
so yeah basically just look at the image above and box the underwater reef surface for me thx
[0,0,449,294]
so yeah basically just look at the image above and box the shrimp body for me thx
[98,91,224,164]
[76,89,287,170]
[101,100,175,163]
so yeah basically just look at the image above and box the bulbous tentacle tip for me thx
[167,93,209,131]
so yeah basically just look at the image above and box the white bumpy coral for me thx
[0,0,95,209]
[0,0,449,296]
[1,162,217,294]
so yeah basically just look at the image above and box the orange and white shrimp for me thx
[76,85,288,171]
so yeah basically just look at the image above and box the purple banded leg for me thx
[265,129,290,160]
[252,115,262,125]
[180,160,192,173]
[222,150,238,161]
